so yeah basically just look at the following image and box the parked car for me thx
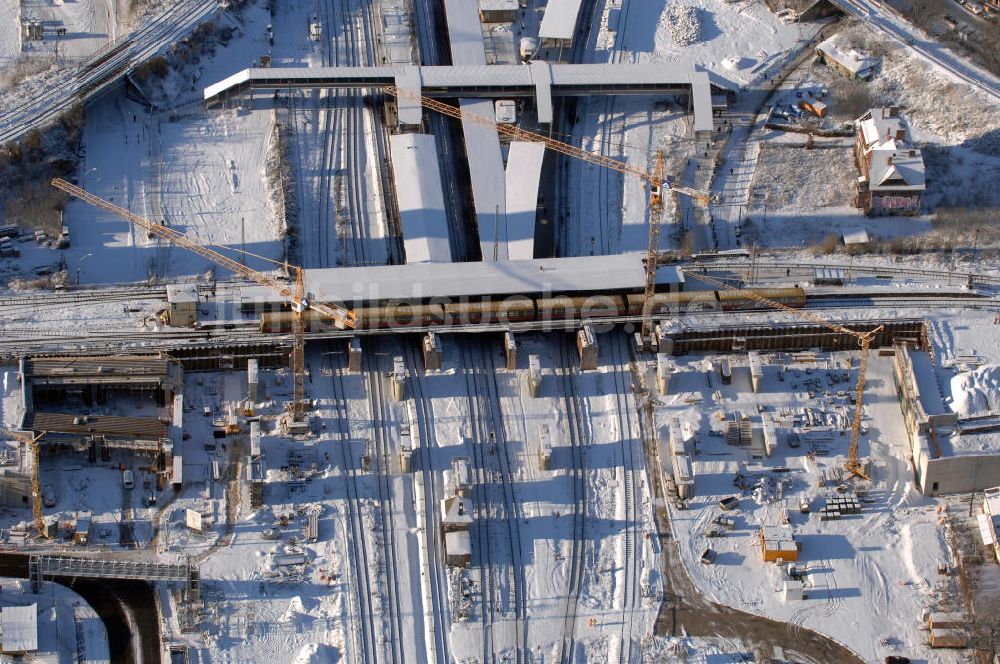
[788,432,801,448]
[884,656,910,664]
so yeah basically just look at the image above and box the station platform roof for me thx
[240,254,684,308]
[388,133,452,263]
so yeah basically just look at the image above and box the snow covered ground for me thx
[0,577,110,662]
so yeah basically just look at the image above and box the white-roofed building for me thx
[0,605,37,654]
[853,107,924,216]
[480,0,518,22]
[539,0,583,47]
[389,133,452,263]
[816,35,879,81]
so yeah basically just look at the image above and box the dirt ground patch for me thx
[755,144,857,208]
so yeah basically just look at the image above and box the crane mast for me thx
[642,150,666,341]
[682,269,880,479]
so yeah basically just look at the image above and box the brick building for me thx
[854,107,925,216]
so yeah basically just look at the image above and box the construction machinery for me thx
[1,428,47,537]
[681,270,881,479]
[50,178,356,422]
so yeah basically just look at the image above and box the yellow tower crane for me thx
[681,269,881,480]
[643,150,667,341]
[1,428,47,537]
[50,178,356,421]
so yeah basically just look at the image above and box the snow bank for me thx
[950,365,1000,416]
[660,6,701,47]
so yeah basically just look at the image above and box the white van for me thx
[122,470,134,490]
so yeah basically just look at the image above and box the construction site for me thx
[0,0,997,661]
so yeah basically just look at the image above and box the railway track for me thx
[364,345,406,664]
[609,333,642,664]
[461,338,527,663]
[557,335,588,664]
[404,343,453,664]
[325,349,379,664]
[0,0,218,145]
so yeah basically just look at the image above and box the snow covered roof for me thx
[445,529,471,555]
[460,99,507,260]
[480,0,518,10]
[817,36,878,77]
[291,254,683,306]
[441,495,474,526]
[868,149,926,191]
[0,605,37,653]
[857,107,909,149]
[539,0,583,41]
[443,0,487,65]
[842,229,870,245]
[504,141,546,261]
[856,108,925,192]
[389,133,452,264]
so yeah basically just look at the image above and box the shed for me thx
[0,605,37,653]
[759,525,798,562]
[172,455,183,487]
[444,530,472,567]
[73,511,92,545]
[539,0,583,47]
[480,0,518,22]
[813,268,846,286]
[783,580,804,602]
[672,455,694,498]
[166,284,199,327]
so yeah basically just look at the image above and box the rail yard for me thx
[0,0,998,662]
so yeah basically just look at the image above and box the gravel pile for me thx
[664,6,701,46]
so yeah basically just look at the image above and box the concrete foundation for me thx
[528,355,542,398]
[347,337,362,372]
[656,354,673,396]
[392,356,407,402]
[423,332,443,371]
[504,332,517,370]
[577,325,598,371]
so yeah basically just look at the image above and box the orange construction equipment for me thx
[683,269,881,479]
[50,178,356,421]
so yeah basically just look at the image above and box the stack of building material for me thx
[818,494,862,520]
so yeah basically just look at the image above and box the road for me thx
[832,0,1000,100]
[0,0,218,146]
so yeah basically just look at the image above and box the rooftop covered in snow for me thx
[203,63,714,129]
[241,254,684,307]
[539,0,584,43]
[388,133,452,264]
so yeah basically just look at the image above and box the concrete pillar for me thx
[577,326,598,371]
[504,332,517,370]
[656,354,673,396]
[247,359,259,403]
[538,424,552,471]
[391,356,407,402]
[347,337,362,372]
[527,355,542,398]
[400,429,412,473]
[423,332,442,371]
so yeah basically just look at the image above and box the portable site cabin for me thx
[758,525,798,562]
[444,530,472,567]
